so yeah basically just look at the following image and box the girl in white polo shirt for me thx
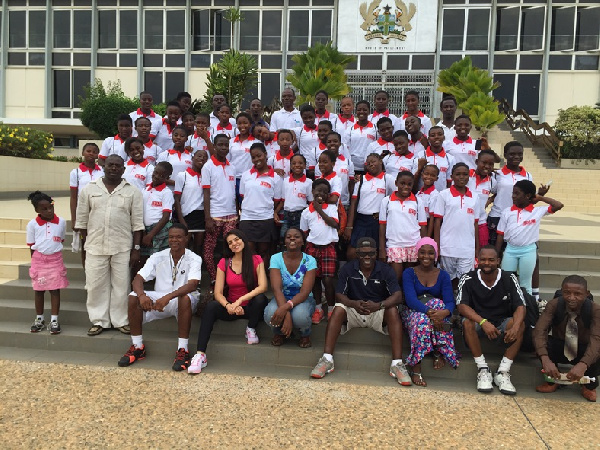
[343,100,376,175]
[383,130,415,180]
[134,117,162,163]
[229,112,257,201]
[337,96,356,133]
[293,104,320,170]
[379,171,427,280]
[274,154,312,239]
[239,142,282,267]
[433,163,480,286]
[157,126,192,190]
[26,191,68,335]
[496,180,563,294]
[267,129,294,178]
[124,137,154,192]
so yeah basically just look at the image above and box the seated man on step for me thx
[534,275,600,402]
[457,245,526,396]
[117,224,202,371]
[310,237,411,386]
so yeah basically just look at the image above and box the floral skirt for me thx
[401,297,460,368]
[29,251,69,291]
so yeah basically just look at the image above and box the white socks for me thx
[391,359,403,366]
[178,338,189,351]
[323,353,333,362]
[498,356,513,374]
[532,288,540,302]
[131,335,144,349]
[51,315,58,323]
[36,315,44,321]
[474,355,488,370]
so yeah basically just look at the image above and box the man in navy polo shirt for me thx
[310,237,412,386]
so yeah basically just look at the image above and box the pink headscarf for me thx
[416,237,438,260]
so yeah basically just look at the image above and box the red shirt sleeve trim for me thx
[99,154,107,159]
[26,243,34,246]
[163,209,172,213]
[201,185,211,189]
[69,186,78,190]
[418,222,427,226]
[379,220,387,224]
[496,230,505,235]
[432,213,443,218]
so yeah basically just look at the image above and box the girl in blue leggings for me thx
[495,180,563,294]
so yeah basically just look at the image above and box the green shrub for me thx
[79,79,138,139]
[555,106,600,160]
[0,124,54,159]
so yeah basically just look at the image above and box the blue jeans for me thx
[501,243,536,294]
[263,296,316,337]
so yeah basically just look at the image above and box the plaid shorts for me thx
[386,246,418,263]
[141,222,172,256]
[306,242,337,278]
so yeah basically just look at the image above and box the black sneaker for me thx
[30,318,45,333]
[49,321,61,335]
[118,345,146,367]
[172,348,190,371]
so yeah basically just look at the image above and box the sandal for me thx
[271,334,285,346]
[87,325,103,336]
[433,352,445,370]
[117,325,130,335]
[411,372,427,387]
[298,336,312,348]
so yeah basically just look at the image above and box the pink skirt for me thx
[29,251,69,291]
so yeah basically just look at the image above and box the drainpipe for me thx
[539,0,552,123]
[280,0,289,94]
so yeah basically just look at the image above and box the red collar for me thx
[217,123,233,131]
[308,202,329,212]
[250,166,275,177]
[161,118,174,133]
[265,132,278,146]
[377,138,392,146]
[354,121,374,130]
[147,183,167,192]
[275,150,292,161]
[338,115,355,124]
[303,124,317,132]
[401,111,425,120]
[365,171,384,181]
[511,204,534,212]
[233,135,254,144]
[210,155,229,166]
[469,169,490,186]
[167,149,190,156]
[316,111,330,119]
[143,140,154,148]
[137,108,156,118]
[113,134,125,143]
[337,154,346,161]
[320,171,337,181]
[35,214,59,226]
[409,136,423,145]
[390,192,416,202]
[186,167,201,177]
[453,136,473,144]
[501,165,527,177]
[426,147,446,158]
[372,110,389,118]
[450,186,472,198]
[194,130,210,139]
[318,142,327,150]
[127,159,149,167]
[419,184,436,195]
[394,151,414,158]
[289,174,307,182]
[79,162,100,173]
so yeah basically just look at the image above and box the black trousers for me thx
[547,336,600,389]
[196,295,268,352]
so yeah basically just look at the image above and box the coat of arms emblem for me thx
[360,0,417,43]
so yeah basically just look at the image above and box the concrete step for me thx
[540,269,600,290]
[538,240,600,256]
[0,218,73,232]
[0,261,85,281]
[0,278,86,302]
[539,253,600,272]
[0,245,82,264]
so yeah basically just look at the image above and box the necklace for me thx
[170,253,185,286]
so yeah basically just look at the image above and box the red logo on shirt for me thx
[523,219,537,226]
[467,208,474,214]
[53,236,62,242]
[340,168,348,174]
[151,201,162,207]
[185,160,192,165]
[408,208,416,216]
[297,193,306,199]
[260,181,272,189]
[367,134,375,140]
[229,176,235,181]
[481,189,490,195]
[135,174,145,180]
[376,188,385,194]
[440,167,448,173]
[468,150,477,156]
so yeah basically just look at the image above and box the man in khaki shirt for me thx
[76,155,144,336]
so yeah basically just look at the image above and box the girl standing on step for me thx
[26,191,69,335]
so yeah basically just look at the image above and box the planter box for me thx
[560,159,600,170]
[0,155,78,192]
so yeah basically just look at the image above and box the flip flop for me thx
[411,372,427,387]
[433,352,445,370]
[87,325,103,336]
[271,334,285,346]
[298,336,312,348]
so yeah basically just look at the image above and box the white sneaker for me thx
[494,371,517,395]
[188,352,207,374]
[477,367,493,393]
[245,327,259,345]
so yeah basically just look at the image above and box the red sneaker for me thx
[312,308,324,324]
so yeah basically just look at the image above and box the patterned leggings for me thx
[203,215,238,282]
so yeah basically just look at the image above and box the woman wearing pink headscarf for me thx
[401,237,459,386]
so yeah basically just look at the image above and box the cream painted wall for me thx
[5,68,46,119]
[189,70,209,100]
[546,73,600,125]
[0,156,77,192]
[95,69,138,98]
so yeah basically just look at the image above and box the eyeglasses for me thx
[356,251,376,258]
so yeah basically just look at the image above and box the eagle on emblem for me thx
[359,0,382,31]
[395,0,417,32]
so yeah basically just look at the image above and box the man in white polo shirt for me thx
[130,91,162,139]
[270,88,302,131]
[118,224,202,372]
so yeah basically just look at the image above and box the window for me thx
[52,69,91,116]
[54,9,92,49]
[576,7,599,51]
[120,10,137,49]
[166,10,186,50]
[239,9,282,52]
[145,10,163,49]
[192,9,231,51]
[54,10,71,48]
[9,11,26,48]
[466,9,490,50]
[520,7,545,51]
[288,9,332,51]
[99,9,136,49]
[144,71,185,104]
[98,10,116,48]
[262,10,282,51]
[240,10,260,51]
[441,8,490,51]
[74,10,92,49]
[29,10,46,48]
[496,7,520,51]
[551,7,575,51]
[496,6,545,52]
[442,10,465,51]
[8,9,46,49]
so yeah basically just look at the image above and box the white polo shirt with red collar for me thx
[269,108,302,132]
[367,138,395,156]
[293,125,320,166]
[445,136,479,170]
[124,159,154,192]
[157,149,192,183]
[26,215,66,255]
[267,150,293,178]
[412,147,455,192]
[497,204,552,247]
[399,111,432,135]
[489,165,533,218]
[369,110,400,132]
[281,174,313,212]
[142,183,173,226]
[174,167,204,217]
[352,171,396,215]
[315,110,339,131]
[306,142,328,170]
[70,163,104,191]
[407,137,426,157]
[300,202,339,245]
[239,167,282,221]
[153,119,178,153]
[142,140,162,164]
[263,133,280,159]
[201,155,237,218]
[186,130,212,154]
[337,115,356,133]
[433,186,479,258]
[467,170,493,223]
[343,121,377,171]
[316,171,343,201]
[437,120,457,141]
[99,135,127,161]
[130,108,162,138]
[212,122,237,140]
[210,112,236,130]
[416,184,441,219]
[228,135,257,178]
[315,154,354,205]
[383,151,415,179]
[379,192,427,248]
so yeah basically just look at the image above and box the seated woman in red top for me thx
[189,230,268,374]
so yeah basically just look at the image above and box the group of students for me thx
[24,87,599,401]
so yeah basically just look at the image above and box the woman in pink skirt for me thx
[26,191,69,334]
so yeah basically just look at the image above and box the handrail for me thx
[499,99,563,163]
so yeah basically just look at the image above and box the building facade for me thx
[0,0,598,140]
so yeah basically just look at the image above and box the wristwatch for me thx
[379,302,386,310]
[133,245,141,250]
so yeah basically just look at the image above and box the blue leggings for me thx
[501,243,536,294]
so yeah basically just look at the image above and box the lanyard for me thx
[170,253,185,286]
